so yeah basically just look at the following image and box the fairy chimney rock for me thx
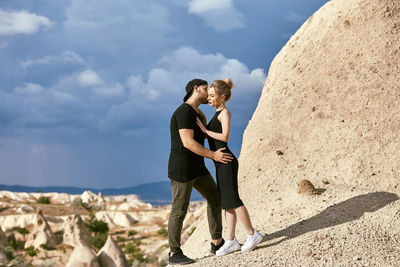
[66,243,100,267]
[24,209,56,249]
[97,235,130,267]
[62,214,91,247]
[98,192,105,203]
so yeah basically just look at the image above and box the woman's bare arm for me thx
[196,109,231,142]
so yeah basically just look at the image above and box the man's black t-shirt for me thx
[168,103,209,182]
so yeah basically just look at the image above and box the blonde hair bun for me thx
[224,78,234,90]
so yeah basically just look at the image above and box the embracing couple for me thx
[167,78,263,265]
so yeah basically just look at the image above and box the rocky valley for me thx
[0,190,205,266]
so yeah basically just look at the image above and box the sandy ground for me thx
[185,186,400,266]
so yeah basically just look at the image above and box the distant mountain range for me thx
[0,181,202,206]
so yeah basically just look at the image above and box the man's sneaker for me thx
[168,249,195,265]
[241,230,264,252]
[210,239,225,254]
[215,238,241,256]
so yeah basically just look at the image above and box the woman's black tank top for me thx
[206,110,231,153]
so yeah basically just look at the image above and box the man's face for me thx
[197,84,209,104]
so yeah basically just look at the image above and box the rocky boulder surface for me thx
[66,243,100,267]
[97,235,130,267]
[95,211,138,228]
[63,214,91,247]
[0,214,37,230]
[183,0,400,265]
[24,210,56,249]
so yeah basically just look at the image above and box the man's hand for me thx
[179,129,232,161]
[213,147,233,164]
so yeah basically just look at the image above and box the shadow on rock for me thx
[259,191,399,248]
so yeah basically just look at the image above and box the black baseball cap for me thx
[183,79,208,102]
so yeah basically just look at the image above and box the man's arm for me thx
[179,129,232,163]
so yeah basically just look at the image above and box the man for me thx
[168,78,233,265]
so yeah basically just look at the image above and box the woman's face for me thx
[207,87,224,107]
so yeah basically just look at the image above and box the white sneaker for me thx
[241,230,264,252]
[215,238,241,256]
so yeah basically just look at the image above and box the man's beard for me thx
[200,96,208,104]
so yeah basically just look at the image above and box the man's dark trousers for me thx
[168,172,222,253]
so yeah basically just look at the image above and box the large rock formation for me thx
[66,243,100,267]
[183,0,400,265]
[95,212,137,228]
[0,214,37,230]
[0,191,74,204]
[81,191,97,204]
[239,0,400,193]
[24,210,56,249]
[111,212,137,228]
[94,192,106,210]
[62,215,91,247]
[97,235,130,267]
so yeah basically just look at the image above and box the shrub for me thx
[37,196,51,204]
[3,246,15,260]
[157,227,168,238]
[0,206,9,213]
[40,243,53,250]
[117,236,126,242]
[133,239,141,246]
[16,227,29,236]
[87,233,107,252]
[128,230,137,237]
[124,242,147,264]
[84,214,109,252]
[84,214,109,234]
[8,234,24,250]
[25,246,37,257]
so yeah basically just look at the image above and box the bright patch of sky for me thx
[0,9,52,35]
[188,0,245,31]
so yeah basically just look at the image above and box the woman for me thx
[196,78,263,256]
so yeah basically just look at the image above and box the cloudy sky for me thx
[0,0,329,189]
